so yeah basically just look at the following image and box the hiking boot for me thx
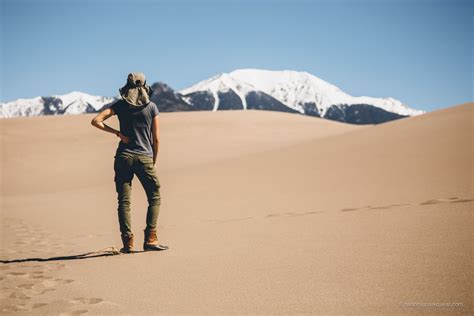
[120,233,134,253]
[143,228,168,251]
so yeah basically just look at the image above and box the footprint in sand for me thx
[284,211,322,217]
[32,275,53,279]
[420,197,473,205]
[341,204,398,212]
[0,263,74,310]
[39,288,56,295]
[304,211,321,215]
[341,207,361,212]
[2,217,72,260]
[206,210,323,223]
[59,279,75,284]
[9,291,31,299]
[72,297,104,305]
[266,211,321,218]
[9,271,27,276]
[214,217,254,224]
[340,196,473,213]
[1,304,29,312]
[368,206,392,210]
[449,198,473,203]
[32,302,48,309]
[420,198,455,205]
[41,279,59,288]
[266,213,281,217]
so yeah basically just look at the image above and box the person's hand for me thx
[118,132,130,144]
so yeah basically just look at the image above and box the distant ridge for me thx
[179,69,424,124]
[0,91,115,118]
[0,69,425,124]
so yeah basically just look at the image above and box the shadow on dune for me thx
[0,247,155,264]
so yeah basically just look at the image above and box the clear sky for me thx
[1,0,472,111]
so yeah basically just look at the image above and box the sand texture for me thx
[0,104,472,315]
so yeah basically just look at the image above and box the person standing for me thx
[91,72,168,253]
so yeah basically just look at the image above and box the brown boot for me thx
[143,228,168,251]
[120,233,134,253]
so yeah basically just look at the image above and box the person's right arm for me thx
[91,108,129,143]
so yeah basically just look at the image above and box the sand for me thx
[0,104,472,315]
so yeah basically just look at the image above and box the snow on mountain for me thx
[180,69,425,117]
[0,96,45,118]
[181,73,257,110]
[0,70,425,125]
[0,91,116,118]
[56,91,115,114]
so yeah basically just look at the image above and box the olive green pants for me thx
[113,151,161,237]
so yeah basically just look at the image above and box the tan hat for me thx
[119,72,153,106]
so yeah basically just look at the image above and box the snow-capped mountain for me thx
[0,69,425,124]
[180,69,424,120]
[0,91,116,118]
[181,73,256,111]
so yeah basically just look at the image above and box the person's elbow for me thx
[91,117,101,127]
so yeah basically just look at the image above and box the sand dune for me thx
[0,104,472,314]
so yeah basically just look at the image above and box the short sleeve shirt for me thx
[110,99,160,158]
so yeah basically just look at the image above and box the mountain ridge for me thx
[0,69,425,124]
[180,69,423,117]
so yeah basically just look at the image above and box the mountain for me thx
[0,69,425,124]
[179,73,299,114]
[148,82,194,112]
[0,91,116,118]
[179,69,424,124]
[0,84,195,118]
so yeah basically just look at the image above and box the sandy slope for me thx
[0,105,472,315]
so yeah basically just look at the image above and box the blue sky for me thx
[1,0,472,111]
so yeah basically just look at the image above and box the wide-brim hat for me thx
[119,72,153,106]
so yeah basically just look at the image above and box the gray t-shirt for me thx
[110,99,160,158]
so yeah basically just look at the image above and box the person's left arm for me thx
[91,108,129,143]
[151,115,160,166]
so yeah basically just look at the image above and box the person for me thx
[91,72,168,253]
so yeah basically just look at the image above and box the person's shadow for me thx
[0,247,153,264]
